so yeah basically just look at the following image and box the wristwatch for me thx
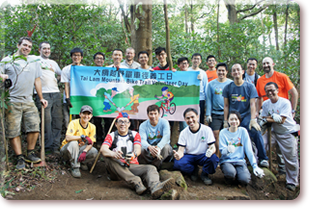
[291,110,296,114]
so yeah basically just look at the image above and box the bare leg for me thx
[26,132,39,150]
[213,130,220,157]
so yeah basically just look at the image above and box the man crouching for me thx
[100,112,173,199]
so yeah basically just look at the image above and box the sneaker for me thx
[190,166,199,181]
[71,168,81,178]
[259,160,269,168]
[25,151,41,163]
[80,163,88,171]
[16,156,25,170]
[286,183,296,191]
[151,177,174,199]
[201,171,212,185]
[135,182,147,195]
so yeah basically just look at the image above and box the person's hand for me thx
[227,142,235,154]
[113,150,123,159]
[271,113,282,123]
[223,120,229,128]
[40,99,48,109]
[85,136,93,145]
[0,74,8,80]
[78,151,87,162]
[249,119,261,131]
[206,116,212,124]
[126,152,137,162]
[148,146,158,158]
[197,74,202,80]
[173,150,183,161]
[172,68,177,72]
[205,148,213,158]
[253,166,265,178]
[65,98,73,108]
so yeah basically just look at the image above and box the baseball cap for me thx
[80,105,93,114]
[116,112,130,119]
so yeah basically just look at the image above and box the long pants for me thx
[104,157,160,189]
[220,162,251,184]
[138,144,173,170]
[60,141,98,168]
[263,132,299,186]
[240,115,269,161]
[199,100,206,124]
[63,102,70,131]
[173,153,219,175]
[35,93,63,151]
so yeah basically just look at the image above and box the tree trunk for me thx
[163,0,173,70]
[284,0,289,47]
[217,0,221,58]
[184,4,188,34]
[132,1,152,64]
[273,5,279,51]
[190,2,194,34]
[224,0,238,24]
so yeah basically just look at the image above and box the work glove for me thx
[205,144,215,158]
[249,119,261,131]
[257,117,268,127]
[227,142,235,154]
[197,74,202,80]
[65,98,73,108]
[85,136,93,145]
[206,115,212,124]
[78,151,87,162]
[271,113,282,123]
[223,120,229,128]
[253,166,265,178]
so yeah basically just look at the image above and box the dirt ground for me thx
[5,152,299,201]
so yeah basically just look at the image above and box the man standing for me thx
[188,53,208,124]
[205,55,218,82]
[153,47,175,71]
[137,51,153,70]
[261,82,299,191]
[173,108,219,185]
[0,37,48,170]
[60,105,98,178]
[138,105,173,170]
[256,57,298,117]
[61,47,84,130]
[243,58,260,86]
[100,112,173,199]
[206,63,232,157]
[222,63,269,168]
[93,52,106,146]
[121,47,141,69]
[107,49,128,69]
[35,41,63,154]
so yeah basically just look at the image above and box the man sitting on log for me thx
[100,112,174,199]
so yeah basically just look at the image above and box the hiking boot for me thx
[80,163,88,171]
[16,156,25,170]
[71,168,81,178]
[25,151,41,163]
[201,171,212,185]
[286,183,296,191]
[259,160,269,168]
[190,166,199,181]
[151,177,174,199]
[135,182,147,195]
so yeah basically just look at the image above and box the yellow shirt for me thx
[60,119,96,149]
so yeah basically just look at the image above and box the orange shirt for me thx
[256,71,294,101]
[206,70,218,82]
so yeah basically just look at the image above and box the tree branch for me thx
[239,5,268,21]
[237,0,266,14]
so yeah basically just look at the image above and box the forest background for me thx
[0,0,300,123]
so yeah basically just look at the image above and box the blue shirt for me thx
[222,81,258,119]
[206,78,232,116]
[139,118,171,150]
[219,127,257,168]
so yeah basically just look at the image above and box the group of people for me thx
[0,36,300,199]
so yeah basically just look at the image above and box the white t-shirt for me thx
[188,67,208,101]
[0,55,42,103]
[61,64,83,103]
[34,56,62,93]
[120,60,141,69]
[178,124,215,155]
[261,97,297,135]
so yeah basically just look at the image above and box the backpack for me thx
[110,130,134,150]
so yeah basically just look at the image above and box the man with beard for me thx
[256,57,298,118]
[35,41,63,154]
[121,47,141,69]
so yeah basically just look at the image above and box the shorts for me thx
[5,102,40,138]
[209,113,224,131]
